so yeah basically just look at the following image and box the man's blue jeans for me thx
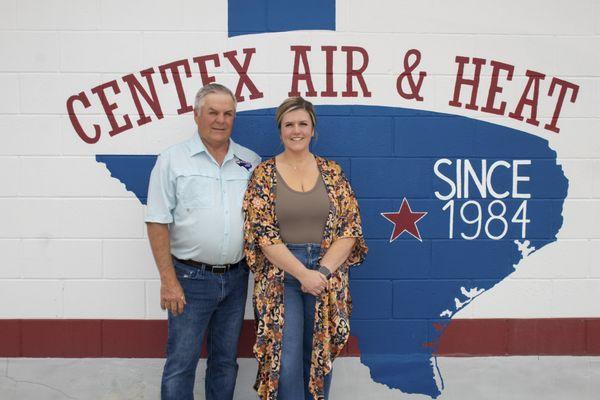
[161,259,249,400]
[279,243,332,400]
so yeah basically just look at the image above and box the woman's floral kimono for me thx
[243,156,368,400]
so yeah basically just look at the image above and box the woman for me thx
[243,97,368,400]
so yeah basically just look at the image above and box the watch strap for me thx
[318,264,332,278]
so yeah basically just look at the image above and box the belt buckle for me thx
[212,265,227,274]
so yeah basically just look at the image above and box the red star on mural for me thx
[381,197,428,242]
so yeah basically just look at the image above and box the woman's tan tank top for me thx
[275,169,330,244]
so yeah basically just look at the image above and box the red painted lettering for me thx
[508,70,545,127]
[341,46,371,97]
[223,48,264,102]
[192,53,221,86]
[544,77,579,133]
[122,68,164,127]
[66,92,101,144]
[158,59,193,115]
[449,56,486,111]
[481,60,514,116]
[289,45,317,97]
[321,45,337,97]
[90,80,133,137]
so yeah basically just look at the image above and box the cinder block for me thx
[0,239,20,278]
[558,199,600,239]
[597,1,600,34]
[558,159,593,199]
[226,0,267,35]
[56,0,101,30]
[453,279,553,318]
[512,240,591,279]
[63,280,146,318]
[20,239,102,279]
[21,320,102,357]
[592,240,600,278]
[553,38,600,77]
[0,74,18,113]
[0,280,62,317]
[57,199,144,238]
[0,198,61,238]
[182,0,226,31]
[548,119,600,158]
[473,35,558,77]
[145,279,165,319]
[19,157,131,197]
[349,319,430,355]
[437,319,508,356]
[0,157,19,196]
[431,240,515,279]
[535,318,587,355]
[549,78,598,119]
[315,116,393,157]
[102,239,158,279]
[0,116,61,156]
[0,32,58,72]
[393,279,473,319]
[20,73,102,115]
[551,279,600,316]
[0,0,16,30]
[60,32,142,73]
[102,320,167,357]
[349,280,392,319]
[17,0,59,29]
[141,32,226,67]
[0,320,20,356]
[593,161,600,199]
[350,239,431,279]
[100,0,184,30]
[587,319,600,354]
[351,158,432,198]
[349,0,595,35]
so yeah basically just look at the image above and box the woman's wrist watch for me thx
[317,264,332,278]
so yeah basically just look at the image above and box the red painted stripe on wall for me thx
[1,319,599,358]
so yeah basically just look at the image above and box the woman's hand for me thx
[300,269,328,296]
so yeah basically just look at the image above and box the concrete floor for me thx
[1,356,599,399]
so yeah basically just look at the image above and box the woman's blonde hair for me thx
[275,97,317,129]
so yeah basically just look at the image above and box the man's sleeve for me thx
[144,154,175,224]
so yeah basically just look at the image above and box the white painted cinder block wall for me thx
[1,0,598,319]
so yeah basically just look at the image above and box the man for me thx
[145,83,260,400]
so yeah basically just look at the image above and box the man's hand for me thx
[160,278,186,316]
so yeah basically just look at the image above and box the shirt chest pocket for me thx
[176,174,215,209]
[224,169,251,208]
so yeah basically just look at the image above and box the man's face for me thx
[194,92,236,147]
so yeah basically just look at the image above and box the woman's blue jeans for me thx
[161,259,249,400]
[279,243,332,400]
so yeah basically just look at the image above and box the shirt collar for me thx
[188,132,244,162]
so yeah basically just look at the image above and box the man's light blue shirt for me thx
[145,133,261,265]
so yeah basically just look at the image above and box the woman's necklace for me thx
[282,154,313,171]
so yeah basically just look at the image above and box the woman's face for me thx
[279,108,314,153]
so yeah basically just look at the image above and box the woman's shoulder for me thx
[253,157,277,175]
[315,156,344,176]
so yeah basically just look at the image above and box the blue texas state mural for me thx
[71,1,575,398]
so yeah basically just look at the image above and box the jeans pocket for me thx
[173,262,200,279]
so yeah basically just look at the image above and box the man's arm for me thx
[147,222,186,316]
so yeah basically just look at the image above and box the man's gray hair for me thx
[193,83,237,114]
